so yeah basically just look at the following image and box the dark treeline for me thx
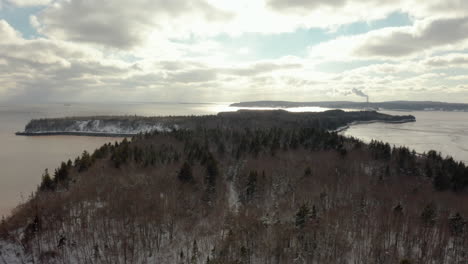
[21,109,415,134]
[2,112,468,264]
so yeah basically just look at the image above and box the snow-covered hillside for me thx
[19,118,176,136]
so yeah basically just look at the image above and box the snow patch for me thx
[225,161,245,214]
[0,239,31,264]
[25,119,174,135]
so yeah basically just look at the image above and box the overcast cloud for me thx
[0,0,468,102]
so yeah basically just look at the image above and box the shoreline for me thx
[17,117,416,137]
[15,131,133,137]
[330,118,416,133]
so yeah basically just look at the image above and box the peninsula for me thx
[231,100,468,111]
[15,110,415,137]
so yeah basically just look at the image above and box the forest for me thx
[1,110,468,264]
[17,109,415,136]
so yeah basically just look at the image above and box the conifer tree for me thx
[311,205,318,220]
[421,202,437,227]
[191,240,199,264]
[205,154,219,194]
[393,203,403,215]
[178,162,194,183]
[433,171,450,191]
[39,169,55,191]
[295,204,310,229]
[54,162,69,184]
[78,150,92,172]
[246,171,257,202]
[448,213,465,236]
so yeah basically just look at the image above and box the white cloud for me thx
[309,17,468,61]
[267,0,468,19]
[423,53,468,67]
[7,0,51,7]
[3,1,468,103]
[34,0,234,49]
[0,20,313,102]
[0,20,22,43]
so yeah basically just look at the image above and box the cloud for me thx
[267,0,395,14]
[167,69,218,83]
[222,62,302,76]
[267,0,468,18]
[0,20,21,43]
[423,53,468,67]
[3,1,468,103]
[355,17,468,57]
[309,17,468,61]
[156,61,303,84]
[34,0,234,49]
[6,0,51,7]
[0,20,310,102]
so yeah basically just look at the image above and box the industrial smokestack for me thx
[352,88,369,103]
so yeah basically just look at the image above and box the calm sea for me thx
[1,104,467,217]
[342,110,468,164]
[0,103,230,217]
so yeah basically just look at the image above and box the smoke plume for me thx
[352,88,369,102]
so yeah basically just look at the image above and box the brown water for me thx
[0,103,225,217]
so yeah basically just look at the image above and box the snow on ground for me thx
[26,120,173,135]
[225,161,245,214]
[0,239,31,264]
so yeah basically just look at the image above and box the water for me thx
[342,110,468,164]
[0,103,227,217]
[1,104,468,217]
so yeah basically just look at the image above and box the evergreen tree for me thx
[54,161,69,184]
[191,239,199,264]
[178,162,194,183]
[433,171,450,191]
[78,150,92,172]
[39,169,55,191]
[240,245,249,264]
[295,204,310,229]
[245,171,257,202]
[393,203,403,215]
[421,202,437,227]
[448,213,465,236]
[205,154,219,194]
[311,205,318,220]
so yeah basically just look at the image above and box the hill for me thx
[231,101,468,111]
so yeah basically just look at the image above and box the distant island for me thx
[15,110,415,137]
[231,100,468,111]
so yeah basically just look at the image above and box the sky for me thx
[1,0,468,103]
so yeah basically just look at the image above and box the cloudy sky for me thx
[1,0,468,103]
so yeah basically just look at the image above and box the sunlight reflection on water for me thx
[201,103,334,113]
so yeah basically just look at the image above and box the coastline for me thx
[17,117,416,137]
[15,110,415,137]
[330,118,416,133]
[15,131,133,137]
